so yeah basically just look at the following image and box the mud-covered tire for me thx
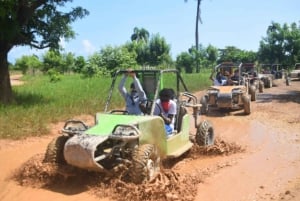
[266,78,273,88]
[249,85,256,101]
[265,79,269,88]
[44,135,69,163]
[200,96,208,114]
[130,144,160,184]
[195,120,214,146]
[242,95,251,115]
[259,81,264,93]
[286,78,290,86]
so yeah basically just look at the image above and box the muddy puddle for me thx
[13,138,244,201]
[11,104,281,201]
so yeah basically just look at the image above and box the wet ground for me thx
[0,78,299,201]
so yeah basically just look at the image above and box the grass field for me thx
[0,71,211,139]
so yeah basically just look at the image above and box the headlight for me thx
[232,89,242,104]
[207,90,218,104]
[208,89,219,94]
[112,124,140,136]
[232,88,242,94]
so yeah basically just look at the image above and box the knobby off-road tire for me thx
[242,95,251,115]
[269,78,273,88]
[200,96,208,114]
[130,144,160,184]
[265,79,270,88]
[44,135,69,164]
[249,85,257,101]
[195,120,214,146]
[286,78,291,86]
[266,78,273,88]
[259,81,264,93]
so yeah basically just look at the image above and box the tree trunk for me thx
[195,0,201,73]
[0,50,13,104]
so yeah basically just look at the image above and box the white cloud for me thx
[82,39,96,55]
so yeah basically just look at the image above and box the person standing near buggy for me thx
[153,88,177,136]
[118,70,147,115]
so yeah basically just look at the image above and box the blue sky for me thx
[8,0,300,63]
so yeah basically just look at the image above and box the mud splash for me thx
[191,138,245,156]
[13,138,245,201]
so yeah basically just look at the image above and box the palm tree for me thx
[131,27,150,43]
[185,0,203,73]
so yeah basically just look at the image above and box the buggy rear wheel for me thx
[200,96,208,114]
[242,95,251,115]
[286,77,291,86]
[195,120,214,146]
[249,85,256,101]
[44,135,68,163]
[259,81,264,93]
[266,78,273,88]
[130,144,160,184]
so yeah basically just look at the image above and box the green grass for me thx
[0,71,211,139]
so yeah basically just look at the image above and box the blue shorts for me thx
[165,124,173,135]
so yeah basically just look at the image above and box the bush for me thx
[47,69,62,82]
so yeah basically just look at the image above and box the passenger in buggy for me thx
[153,88,177,136]
[210,71,227,86]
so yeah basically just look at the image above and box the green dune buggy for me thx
[44,69,215,184]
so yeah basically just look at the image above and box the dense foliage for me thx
[258,21,300,65]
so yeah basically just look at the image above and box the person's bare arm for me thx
[118,74,127,98]
[159,113,173,125]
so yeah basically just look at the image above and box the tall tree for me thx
[128,27,150,66]
[176,44,218,73]
[148,34,172,66]
[206,44,218,65]
[90,45,137,71]
[258,21,300,66]
[131,27,150,43]
[184,0,203,73]
[14,54,41,75]
[176,52,194,73]
[0,0,89,104]
[218,46,257,63]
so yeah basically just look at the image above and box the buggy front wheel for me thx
[195,120,214,146]
[249,85,257,101]
[200,96,208,114]
[242,95,251,115]
[259,81,264,93]
[129,144,160,184]
[44,135,69,163]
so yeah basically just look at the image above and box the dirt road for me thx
[10,74,24,86]
[1,78,299,201]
